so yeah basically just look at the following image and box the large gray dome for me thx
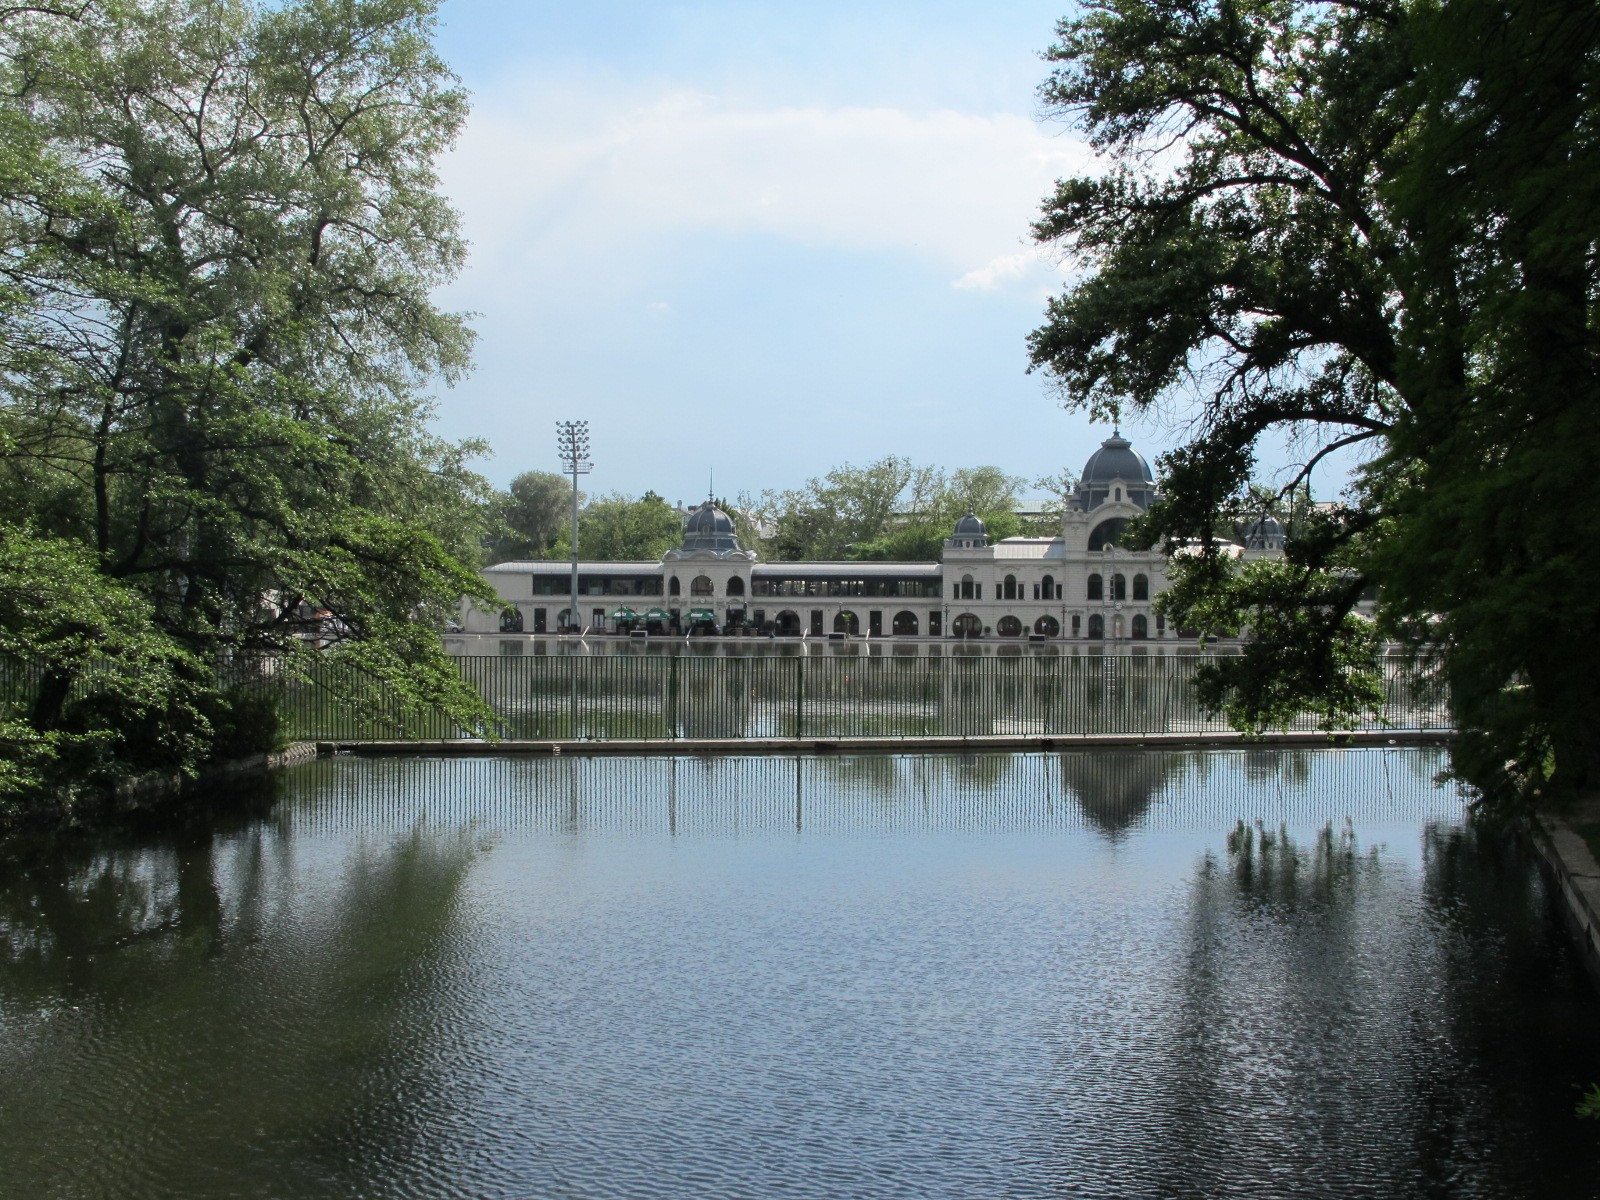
[1081,434,1155,485]
[682,501,740,552]
[953,512,987,536]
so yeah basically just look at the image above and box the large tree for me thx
[1029,0,1600,807]
[0,0,492,808]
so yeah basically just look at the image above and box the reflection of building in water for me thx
[1059,751,1192,837]
[464,433,1286,642]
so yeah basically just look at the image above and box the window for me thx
[1133,574,1149,601]
[1088,613,1105,639]
[691,574,714,596]
[1112,573,1127,601]
[892,610,919,635]
[960,574,975,600]
[1034,615,1060,637]
[1087,574,1103,601]
[1042,574,1056,600]
[1003,574,1017,600]
[1071,614,1081,637]
[499,607,523,633]
[1131,614,1148,639]
[726,576,745,596]
[669,576,681,596]
[997,615,1023,637]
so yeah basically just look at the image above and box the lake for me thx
[1,748,1596,1199]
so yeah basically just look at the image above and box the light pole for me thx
[556,420,591,633]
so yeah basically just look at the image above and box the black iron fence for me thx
[260,653,1448,742]
[0,652,1450,743]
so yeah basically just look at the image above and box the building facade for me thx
[464,434,1274,641]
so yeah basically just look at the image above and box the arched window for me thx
[1114,486,1122,501]
[1041,574,1056,600]
[952,613,982,638]
[1088,613,1105,639]
[1071,614,1081,638]
[1133,574,1149,601]
[892,610,919,636]
[960,574,975,600]
[833,610,859,634]
[669,576,681,596]
[499,607,524,633]
[1034,615,1060,637]
[1087,574,1103,601]
[691,574,714,596]
[1003,574,1017,600]
[726,576,745,596]
[997,615,1023,637]
[1112,573,1127,601]
[1131,614,1148,639]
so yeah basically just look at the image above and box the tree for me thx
[0,0,493,809]
[555,491,682,562]
[759,459,1026,561]
[1029,0,1600,808]
[486,470,573,562]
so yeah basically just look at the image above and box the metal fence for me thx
[0,652,1451,743]
[250,652,1447,742]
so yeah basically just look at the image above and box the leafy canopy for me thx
[1030,0,1600,807]
[0,0,494,811]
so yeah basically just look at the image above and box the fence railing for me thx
[227,653,1446,743]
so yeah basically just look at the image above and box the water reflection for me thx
[0,749,1595,1200]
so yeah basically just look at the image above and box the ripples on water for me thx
[1,748,1597,1200]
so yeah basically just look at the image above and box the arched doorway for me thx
[1087,613,1105,639]
[691,574,714,596]
[892,610,919,636]
[775,609,802,636]
[499,607,524,633]
[833,610,859,634]
[1034,615,1060,637]
[952,612,982,638]
[1131,613,1148,639]
[997,615,1024,637]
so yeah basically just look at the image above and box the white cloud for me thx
[440,82,1095,294]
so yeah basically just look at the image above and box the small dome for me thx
[953,512,986,536]
[1241,515,1285,550]
[682,500,740,552]
[1081,434,1155,486]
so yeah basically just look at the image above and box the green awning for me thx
[643,607,672,622]
[609,607,638,621]
[686,608,715,621]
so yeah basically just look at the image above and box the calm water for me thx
[2,749,1597,1199]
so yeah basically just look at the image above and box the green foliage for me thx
[554,491,683,562]
[758,458,1027,561]
[486,470,574,563]
[1580,1084,1600,1122]
[1030,0,1600,807]
[0,0,496,819]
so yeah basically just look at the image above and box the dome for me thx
[1241,515,1285,550]
[682,500,741,552]
[953,512,986,536]
[1081,434,1155,485]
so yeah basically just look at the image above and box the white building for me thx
[463,434,1278,641]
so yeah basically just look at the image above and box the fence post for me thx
[794,652,805,740]
[667,653,679,739]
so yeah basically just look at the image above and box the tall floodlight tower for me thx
[556,421,592,632]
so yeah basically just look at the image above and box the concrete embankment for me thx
[1528,799,1600,992]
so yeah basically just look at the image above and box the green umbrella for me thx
[643,607,672,622]
[686,608,715,622]
[608,607,638,621]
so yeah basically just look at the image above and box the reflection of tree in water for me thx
[1118,818,1600,1199]
[0,802,486,1199]
[1058,750,1189,836]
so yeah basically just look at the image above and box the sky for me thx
[424,2,1346,507]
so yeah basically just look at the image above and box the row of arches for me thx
[1086,573,1148,602]
[666,575,743,597]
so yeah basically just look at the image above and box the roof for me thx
[1081,434,1155,485]
[752,562,942,577]
[484,561,663,574]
